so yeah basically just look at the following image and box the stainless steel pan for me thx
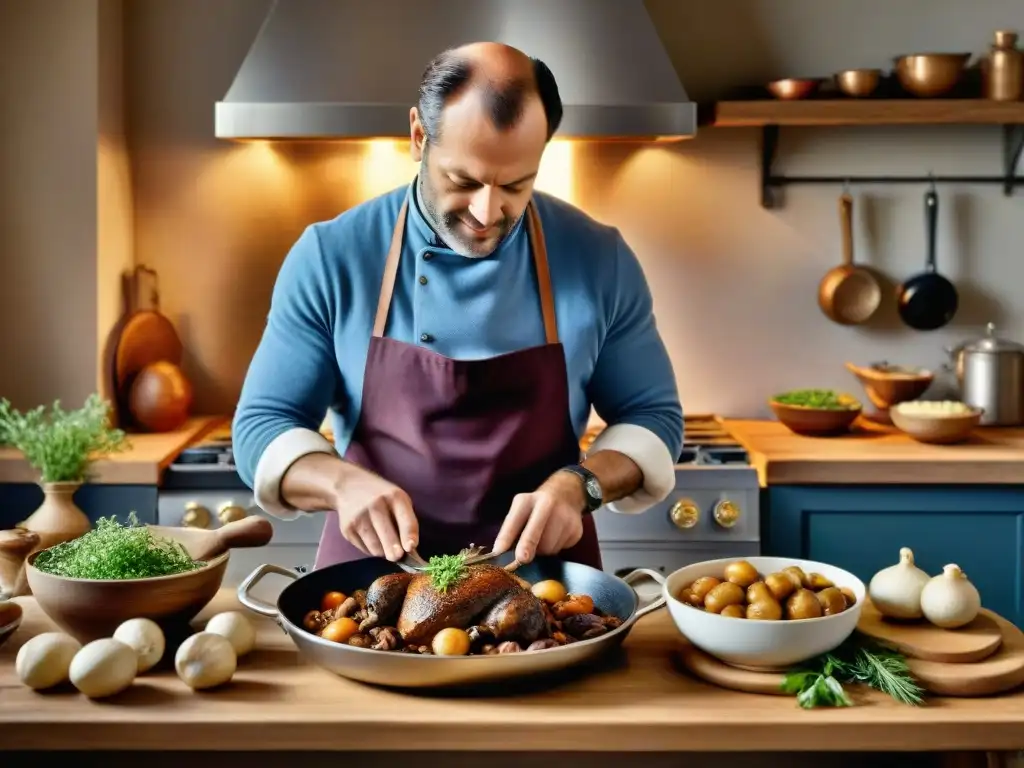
[237,553,665,689]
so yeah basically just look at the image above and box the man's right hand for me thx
[333,466,418,561]
[279,453,418,562]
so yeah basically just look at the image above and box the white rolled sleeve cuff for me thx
[253,427,337,520]
[587,423,676,514]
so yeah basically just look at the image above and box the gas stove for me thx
[591,414,761,578]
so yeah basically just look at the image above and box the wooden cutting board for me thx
[677,609,1024,698]
[857,598,1003,663]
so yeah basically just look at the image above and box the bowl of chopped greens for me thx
[25,514,228,643]
[769,389,862,436]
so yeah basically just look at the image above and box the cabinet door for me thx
[0,484,158,529]
[766,486,1024,628]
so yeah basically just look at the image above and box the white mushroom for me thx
[175,631,237,690]
[16,632,81,690]
[113,618,166,673]
[69,638,138,698]
[204,611,256,658]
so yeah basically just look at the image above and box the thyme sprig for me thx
[781,632,925,708]
[0,394,127,483]
[33,512,202,580]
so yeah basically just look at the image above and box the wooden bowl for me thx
[24,549,228,643]
[894,53,971,97]
[845,361,934,422]
[769,396,862,436]
[889,403,983,445]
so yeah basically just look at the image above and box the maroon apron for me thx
[313,196,602,570]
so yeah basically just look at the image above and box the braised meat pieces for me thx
[303,564,622,656]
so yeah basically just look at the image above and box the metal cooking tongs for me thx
[397,544,521,574]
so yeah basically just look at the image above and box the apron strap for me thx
[526,203,559,345]
[372,200,409,338]
[373,198,559,345]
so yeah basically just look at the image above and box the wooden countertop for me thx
[723,419,1024,486]
[3,590,1024,753]
[0,416,224,485]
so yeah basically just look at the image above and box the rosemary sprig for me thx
[424,552,467,593]
[781,632,925,708]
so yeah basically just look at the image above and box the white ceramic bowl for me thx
[664,556,866,671]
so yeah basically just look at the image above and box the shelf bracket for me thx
[1003,124,1024,196]
[759,121,1024,209]
[760,125,780,209]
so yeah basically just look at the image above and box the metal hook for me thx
[842,178,852,195]
[927,172,937,193]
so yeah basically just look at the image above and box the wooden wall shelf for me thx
[706,100,1024,208]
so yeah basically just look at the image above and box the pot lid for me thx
[964,322,1024,353]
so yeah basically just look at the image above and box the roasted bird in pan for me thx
[301,553,620,656]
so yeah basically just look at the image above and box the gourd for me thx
[69,638,138,698]
[867,547,931,619]
[920,564,981,629]
[16,632,81,690]
[113,617,166,673]
[204,611,256,658]
[175,631,237,690]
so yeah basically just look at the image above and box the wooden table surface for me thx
[0,416,224,485]
[723,419,1024,486]
[2,590,1024,753]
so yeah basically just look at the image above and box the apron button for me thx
[418,275,428,285]
[423,252,433,261]
[420,333,434,343]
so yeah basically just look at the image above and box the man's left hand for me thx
[492,470,586,564]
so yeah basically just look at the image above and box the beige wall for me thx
[0,0,131,411]
[5,0,1024,419]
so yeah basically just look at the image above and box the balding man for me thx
[233,43,683,571]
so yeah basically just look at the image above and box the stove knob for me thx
[713,500,740,529]
[669,499,700,530]
[218,504,247,524]
[182,503,211,529]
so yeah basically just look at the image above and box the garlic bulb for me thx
[204,611,256,658]
[920,564,981,629]
[113,618,166,673]
[867,547,931,619]
[16,632,81,690]
[69,638,138,699]
[175,631,237,690]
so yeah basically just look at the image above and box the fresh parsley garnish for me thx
[424,553,467,593]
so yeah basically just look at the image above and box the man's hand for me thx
[492,470,586,564]
[280,453,418,562]
[334,466,419,561]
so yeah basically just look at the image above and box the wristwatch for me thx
[559,464,604,514]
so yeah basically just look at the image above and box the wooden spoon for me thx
[0,529,41,598]
[147,516,274,562]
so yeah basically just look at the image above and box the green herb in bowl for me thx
[772,389,860,411]
[32,512,204,580]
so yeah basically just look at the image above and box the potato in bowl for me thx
[664,556,866,671]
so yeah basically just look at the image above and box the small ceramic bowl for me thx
[889,401,983,444]
[769,393,862,436]
[664,556,866,671]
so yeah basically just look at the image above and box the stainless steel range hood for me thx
[215,0,696,142]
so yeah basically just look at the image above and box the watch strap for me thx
[559,464,603,514]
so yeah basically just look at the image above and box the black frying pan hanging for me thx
[897,185,959,331]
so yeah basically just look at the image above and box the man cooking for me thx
[232,42,683,571]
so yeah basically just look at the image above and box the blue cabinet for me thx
[765,486,1024,629]
[0,484,158,529]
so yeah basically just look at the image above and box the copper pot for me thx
[894,53,971,97]
[835,69,882,97]
[767,78,821,100]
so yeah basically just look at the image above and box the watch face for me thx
[586,476,602,499]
